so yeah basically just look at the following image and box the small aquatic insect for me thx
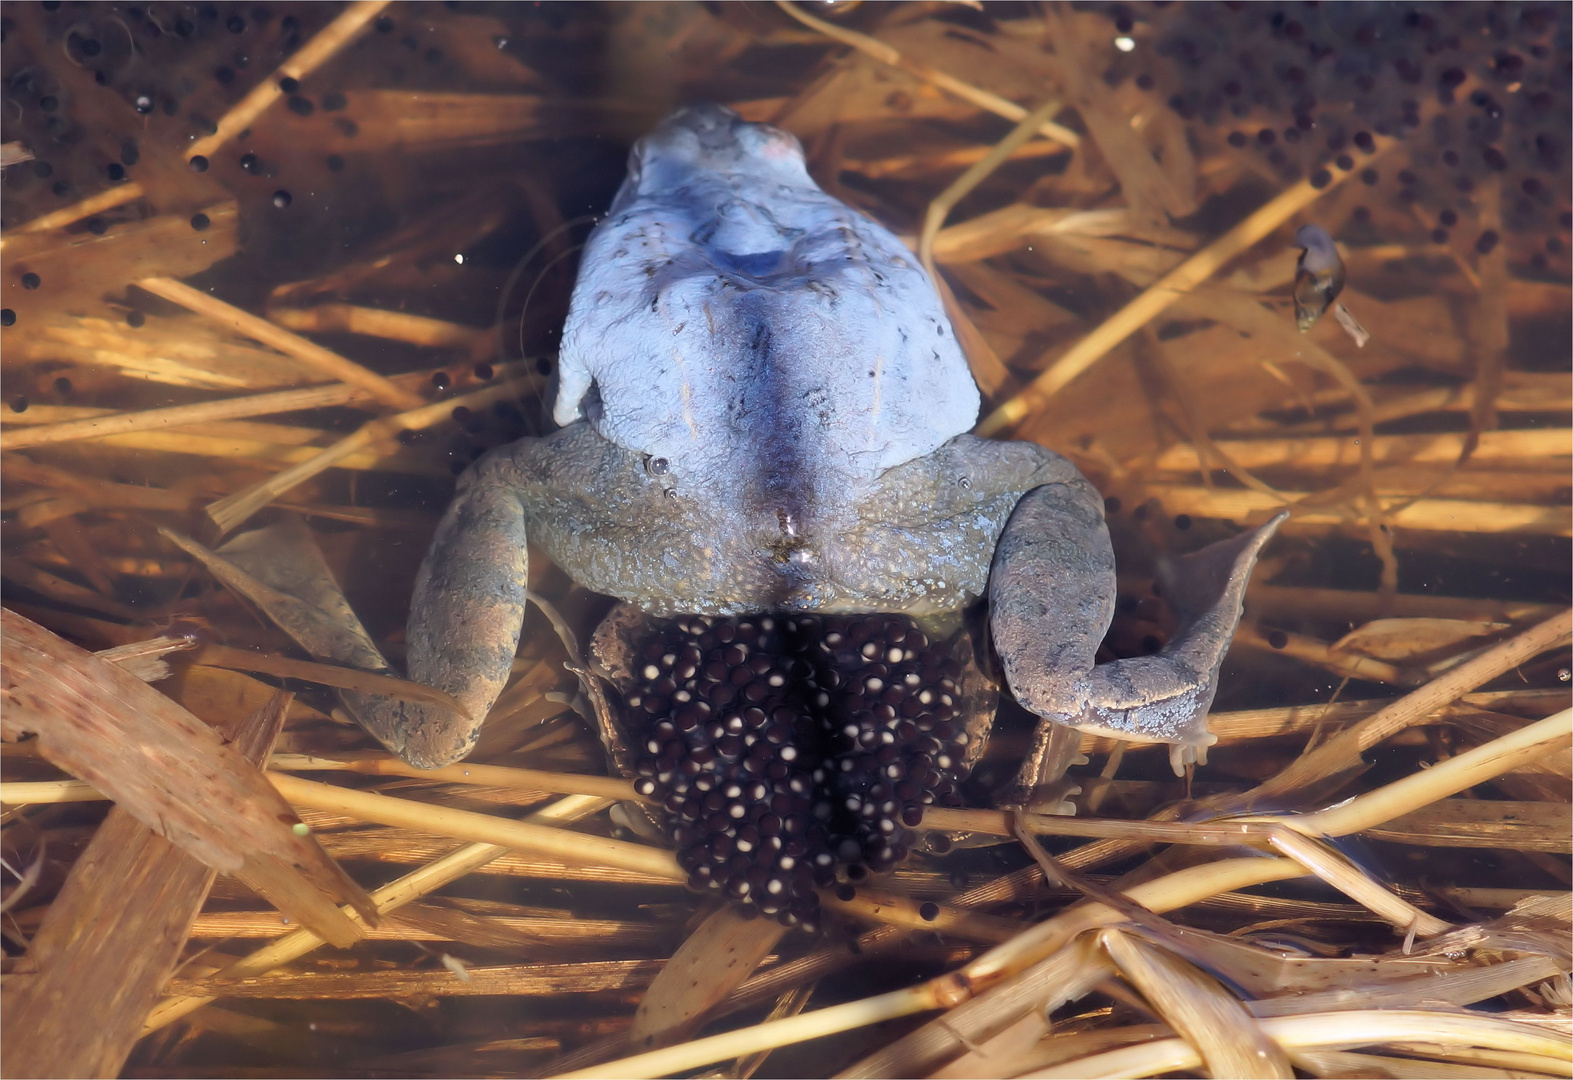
[1292,224,1345,331]
[1293,223,1370,347]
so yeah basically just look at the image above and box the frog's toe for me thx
[990,484,1284,797]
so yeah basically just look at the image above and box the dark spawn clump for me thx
[624,613,971,931]
[1129,3,1571,265]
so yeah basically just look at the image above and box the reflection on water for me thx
[1,3,1568,1077]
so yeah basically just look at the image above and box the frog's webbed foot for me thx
[989,480,1284,803]
[1008,721,1087,815]
[350,451,529,768]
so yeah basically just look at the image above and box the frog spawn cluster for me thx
[625,613,971,930]
[1139,3,1571,258]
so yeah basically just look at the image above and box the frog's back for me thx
[555,105,979,502]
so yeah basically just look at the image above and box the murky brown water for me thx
[2,3,1569,1077]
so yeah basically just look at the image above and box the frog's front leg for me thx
[988,470,1284,804]
[367,449,532,768]
[364,422,707,767]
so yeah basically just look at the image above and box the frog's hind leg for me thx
[352,450,530,768]
[988,481,1284,805]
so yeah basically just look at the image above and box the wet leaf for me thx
[0,609,376,946]
[630,903,788,1050]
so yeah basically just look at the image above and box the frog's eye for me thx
[645,455,670,477]
[734,122,801,163]
[755,129,800,161]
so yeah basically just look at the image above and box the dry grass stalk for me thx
[0,610,375,946]
[185,906,668,948]
[914,98,1064,399]
[962,852,1382,998]
[270,752,638,802]
[351,1035,563,1074]
[1251,954,1569,1019]
[1247,610,1571,805]
[329,92,640,153]
[5,204,242,327]
[183,0,392,163]
[929,1010,1053,1079]
[917,98,1067,278]
[136,277,422,410]
[0,561,140,620]
[14,421,446,476]
[492,873,1043,1073]
[776,2,1080,148]
[175,639,474,721]
[0,0,369,242]
[844,934,1116,1080]
[846,138,1069,181]
[3,309,367,392]
[1255,373,1573,434]
[976,132,1399,436]
[1365,798,1572,854]
[565,859,1312,1080]
[167,958,667,1000]
[1041,6,1195,223]
[1289,1048,1557,1078]
[1464,178,1511,463]
[926,204,1191,266]
[0,779,109,804]
[1151,428,1571,472]
[4,181,148,240]
[1,140,34,167]
[265,772,683,884]
[1097,928,1293,1079]
[266,303,489,352]
[1333,616,1513,673]
[1,383,394,451]
[927,705,1568,870]
[91,634,200,683]
[1404,1046,1573,1076]
[141,794,612,1033]
[313,830,686,888]
[1288,707,1573,837]
[0,692,289,1079]
[1023,1009,1571,1079]
[1148,485,1571,536]
[1236,623,1413,685]
[1263,826,1451,939]
[729,983,817,1079]
[556,983,946,1080]
[203,377,533,534]
[921,806,1269,845]
[1247,582,1562,623]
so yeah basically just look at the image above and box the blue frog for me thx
[373,105,1281,804]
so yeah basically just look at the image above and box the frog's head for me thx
[610,104,812,213]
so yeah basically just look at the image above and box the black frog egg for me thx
[622,612,970,929]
